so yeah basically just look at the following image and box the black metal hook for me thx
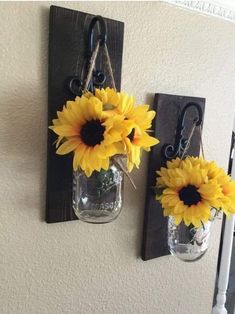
[162,102,203,160]
[87,15,107,59]
[66,15,107,96]
[86,15,107,93]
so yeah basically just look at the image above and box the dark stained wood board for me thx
[141,94,205,261]
[46,6,124,223]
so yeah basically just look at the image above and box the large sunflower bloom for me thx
[85,87,159,171]
[156,157,223,227]
[157,156,235,218]
[157,157,227,188]
[50,95,129,177]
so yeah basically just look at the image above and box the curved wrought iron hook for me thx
[162,102,203,160]
[87,15,107,58]
[66,16,107,96]
[86,15,107,92]
[66,76,83,97]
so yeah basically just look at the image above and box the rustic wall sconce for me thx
[142,93,235,263]
[141,94,206,261]
[46,6,158,225]
[46,6,124,223]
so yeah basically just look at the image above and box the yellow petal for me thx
[56,139,80,155]
[53,125,78,137]
[134,133,159,147]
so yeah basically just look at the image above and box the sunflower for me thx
[211,171,235,216]
[82,87,121,118]
[157,156,235,219]
[157,157,227,188]
[50,88,159,176]
[219,181,235,216]
[117,92,159,170]
[156,157,223,227]
[50,94,131,177]
[122,124,159,171]
[83,88,159,171]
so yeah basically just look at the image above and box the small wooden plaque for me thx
[141,93,205,261]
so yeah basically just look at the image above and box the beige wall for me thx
[1,1,235,313]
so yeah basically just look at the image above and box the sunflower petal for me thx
[53,125,78,137]
[56,139,80,155]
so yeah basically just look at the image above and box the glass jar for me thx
[168,216,211,262]
[73,164,124,224]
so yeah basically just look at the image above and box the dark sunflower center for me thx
[80,119,105,147]
[179,185,202,206]
[128,128,135,142]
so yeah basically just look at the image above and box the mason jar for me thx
[73,164,124,223]
[168,216,211,262]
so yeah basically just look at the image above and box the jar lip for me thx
[73,155,127,175]
[73,164,123,175]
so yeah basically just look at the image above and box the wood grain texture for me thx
[141,94,205,261]
[46,6,124,223]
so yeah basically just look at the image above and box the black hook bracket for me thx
[87,15,107,58]
[66,15,107,96]
[162,102,203,160]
